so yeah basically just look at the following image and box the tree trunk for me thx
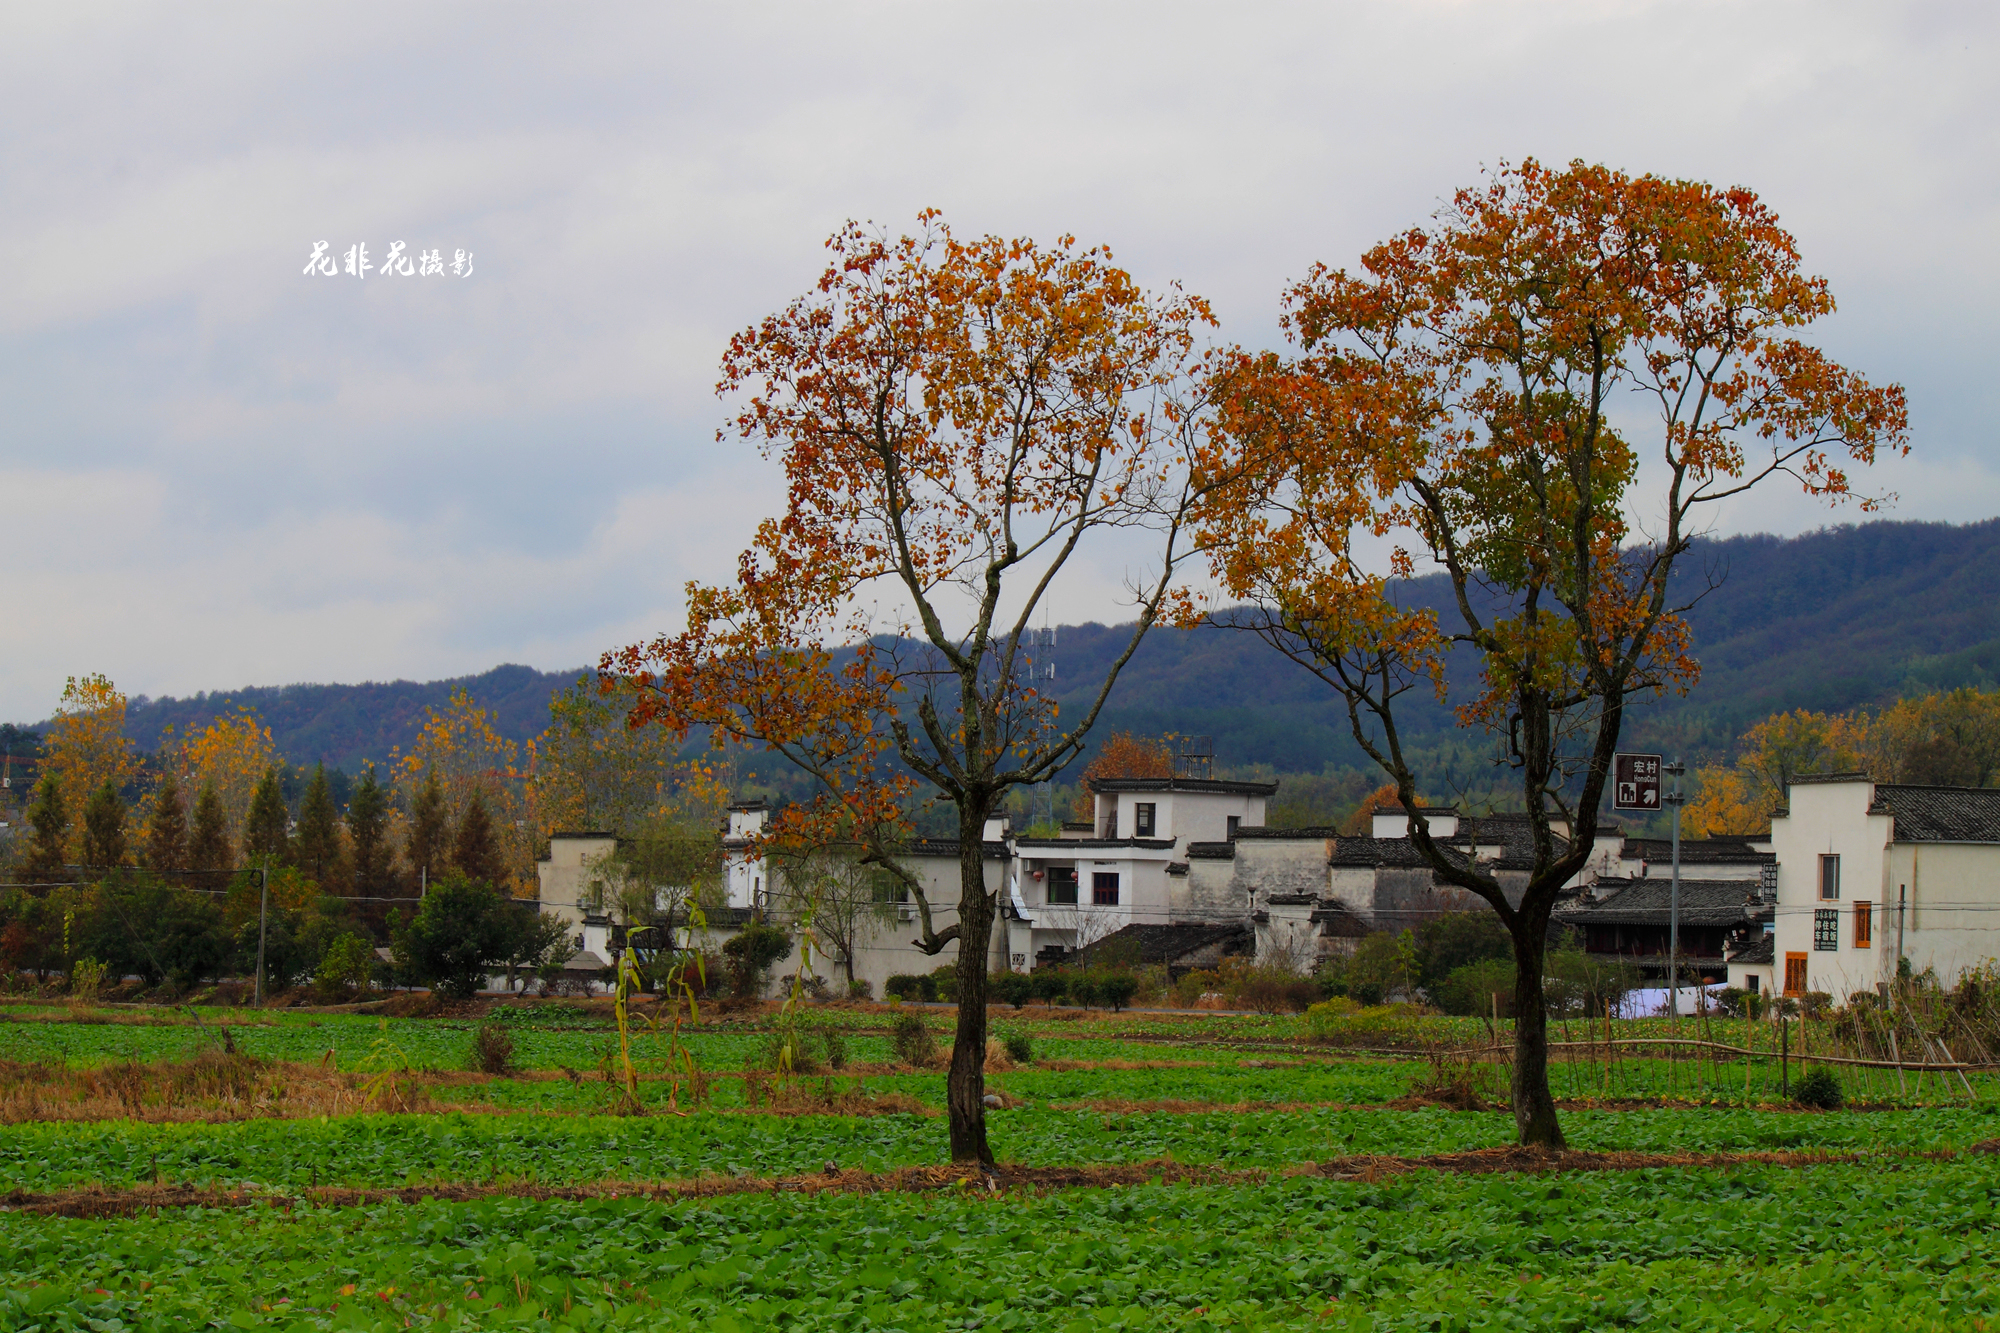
[1510,929,1565,1148]
[946,818,997,1165]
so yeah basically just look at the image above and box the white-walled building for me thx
[568,768,1992,1002]
[1010,777,1276,967]
[525,831,616,991]
[1769,775,2000,1000]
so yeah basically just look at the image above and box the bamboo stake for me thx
[1745,1007,1753,1104]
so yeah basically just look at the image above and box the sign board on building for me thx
[1612,753,1662,811]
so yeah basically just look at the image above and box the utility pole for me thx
[253,860,271,1006]
[1665,758,1685,1025]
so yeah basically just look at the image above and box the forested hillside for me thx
[32,518,1996,775]
[1067,517,2000,772]
[113,665,581,772]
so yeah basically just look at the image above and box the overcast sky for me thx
[3,1,1994,721]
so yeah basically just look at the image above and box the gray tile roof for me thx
[1327,836,1441,868]
[1621,837,1774,865]
[1872,784,2000,843]
[1557,877,1771,928]
[1184,841,1236,859]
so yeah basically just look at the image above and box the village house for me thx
[540,767,2000,1003]
[1767,775,2000,1000]
[1554,834,1776,988]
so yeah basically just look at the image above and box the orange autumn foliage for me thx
[1196,160,1907,1147]
[1070,733,1174,821]
[604,211,1222,1165]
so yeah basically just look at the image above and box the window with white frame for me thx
[1134,803,1156,837]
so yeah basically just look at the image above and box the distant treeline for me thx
[5,518,1995,785]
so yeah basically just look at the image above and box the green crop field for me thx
[2,1000,1997,1330]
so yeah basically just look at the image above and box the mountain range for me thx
[30,517,2000,776]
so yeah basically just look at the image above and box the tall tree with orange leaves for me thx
[1199,161,1907,1146]
[607,213,1222,1164]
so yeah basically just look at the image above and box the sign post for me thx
[1611,753,1662,814]
[1612,753,1676,1021]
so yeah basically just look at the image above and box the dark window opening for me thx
[1047,867,1078,905]
[1819,854,1840,900]
[1227,815,1240,840]
[1092,871,1120,906]
[1134,803,1156,837]
[1746,974,1759,993]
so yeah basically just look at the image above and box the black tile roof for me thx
[1872,784,2000,843]
[1236,825,1341,839]
[1089,777,1279,796]
[1327,836,1440,868]
[1184,841,1235,859]
[1621,837,1773,865]
[1556,878,1771,928]
[1066,921,1251,967]
[1728,934,1775,965]
[1012,837,1178,852]
[904,838,1011,859]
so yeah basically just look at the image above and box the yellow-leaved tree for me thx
[1688,690,2000,835]
[1687,708,1872,836]
[167,706,279,866]
[42,675,136,862]
[393,689,534,897]
[527,675,722,840]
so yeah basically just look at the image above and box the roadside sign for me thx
[1612,753,1662,811]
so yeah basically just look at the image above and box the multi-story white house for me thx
[1768,775,2000,1000]
[546,769,2000,1004]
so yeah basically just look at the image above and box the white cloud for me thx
[0,0,1994,717]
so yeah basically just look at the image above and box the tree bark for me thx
[945,815,996,1165]
[1510,927,1565,1148]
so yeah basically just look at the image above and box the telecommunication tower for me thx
[1027,624,1057,829]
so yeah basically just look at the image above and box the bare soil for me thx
[2,1145,1940,1220]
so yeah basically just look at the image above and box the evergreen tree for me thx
[188,781,232,871]
[81,780,128,868]
[23,773,68,879]
[242,765,291,863]
[452,788,503,887]
[406,770,450,888]
[294,763,341,884]
[146,771,190,872]
[348,765,391,894]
